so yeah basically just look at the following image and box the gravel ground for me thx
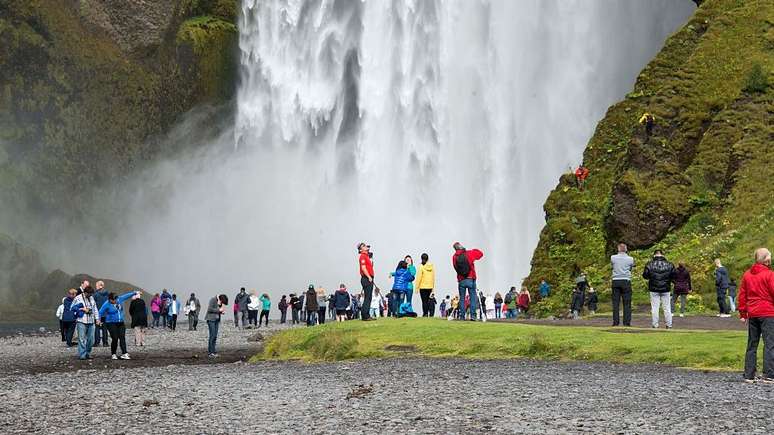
[0,320,296,375]
[1,354,772,434]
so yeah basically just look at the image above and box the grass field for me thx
[255,318,757,371]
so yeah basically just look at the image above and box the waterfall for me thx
[79,0,694,299]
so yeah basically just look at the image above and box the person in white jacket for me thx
[247,291,261,327]
[56,298,65,342]
[370,287,383,318]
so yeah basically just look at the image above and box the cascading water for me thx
[76,0,694,300]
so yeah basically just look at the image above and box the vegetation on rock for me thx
[527,0,774,316]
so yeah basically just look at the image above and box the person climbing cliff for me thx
[639,112,655,140]
[574,165,590,190]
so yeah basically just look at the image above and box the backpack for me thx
[454,251,471,278]
[504,292,514,304]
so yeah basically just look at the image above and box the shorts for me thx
[336,309,348,316]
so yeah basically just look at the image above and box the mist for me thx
[43,0,694,304]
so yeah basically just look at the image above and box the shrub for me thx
[742,63,769,94]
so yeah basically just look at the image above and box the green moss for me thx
[528,0,774,313]
[175,15,237,101]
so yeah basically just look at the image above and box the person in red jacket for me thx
[452,242,484,321]
[574,165,590,190]
[738,248,774,383]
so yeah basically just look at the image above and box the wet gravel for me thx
[0,355,772,434]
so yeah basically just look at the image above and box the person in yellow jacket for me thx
[415,253,436,317]
[639,112,655,140]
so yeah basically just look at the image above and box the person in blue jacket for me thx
[539,279,551,299]
[404,255,417,307]
[61,288,78,347]
[93,281,109,347]
[390,260,415,315]
[98,291,139,360]
[167,294,182,331]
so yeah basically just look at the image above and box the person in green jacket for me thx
[405,255,417,308]
[258,293,271,327]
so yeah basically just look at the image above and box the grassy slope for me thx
[257,318,752,371]
[526,0,774,315]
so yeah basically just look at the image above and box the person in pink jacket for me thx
[150,293,161,328]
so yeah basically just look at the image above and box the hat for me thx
[308,284,315,290]
[453,242,464,250]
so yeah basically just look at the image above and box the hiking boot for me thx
[760,377,774,384]
[120,353,130,360]
[111,354,118,360]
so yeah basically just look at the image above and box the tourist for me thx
[357,242,376,321]
[299,291,306,322]
[334,285,350,322]
[517,287,531,317]
[428,293,437,317]
[205,294,228,358]
[235,287,250,328]
[93,281,109,347]
[493,292,503,319]
[160,289,171,328]
[98,291,137,360]
[61,289,77,347]
[352,293,361,320]
[247,291,260,327]
[570,286,584,320]
[416,253,435,317]
[672,263,692,317]
[369,287,381,319]
[306,285,319,326]
[439,296,448,318]
[587,287,598,315]
[464,293,470,319]
[611,243,635,327]
[232,298,240,327]
[574,165,590,190]
[452,242,484,321]
[150,293,161,328]
[168,294,181,331]
[728,279,737,313]
[328,294,336,320]
[404,255,417,307]
[643,249,676,329]
[316,287,327,325]
[186,293,200,331]
[478,291,487,320]
[390,260,415,312]
[505,287,518,319]
[397,301,417,318]
[290,293,301,324]
[448,295,460,320]
[56,298,65,342]
[278,295,289,324]
[715,259,732,317]
[639,112,656,140]
[539,279,551,299]
[77,279,89,295]
[738,248,774,383]
[259,293,271,327]
[70,285,100,360]
[129,293,148,346]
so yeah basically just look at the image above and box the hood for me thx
[750,263,770,275]
[422,262,434,271]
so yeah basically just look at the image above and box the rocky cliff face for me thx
[527,0,773,314]
[0,0,238,228]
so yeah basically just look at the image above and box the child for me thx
[439,298,447,318]
[587,287,598,315]
[570,285,585,320]
[517,287,531,317]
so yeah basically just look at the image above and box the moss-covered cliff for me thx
[527,0,773,315]
[0,0,238,223]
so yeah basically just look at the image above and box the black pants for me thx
[291,309,299,324]
[611,280,632,326]
[429,303,435,317]
[716,288,729,314]
[63,321,76,346]
[361,276,374,320]
[318,307,326,324]
[170,314,178,331]
[420,289,432,317]
[248,310,258,326]
[745,317,774,379]
[106,322,127,355]
[59,320,66,341]
[259,310,269,326]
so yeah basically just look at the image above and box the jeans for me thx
[76,322,95,359]
[63,321,76,346]
[370,307,378,318]
[405,288,413,308]
[106,322,127,355]
[649,292,672,328]
[495,305,502,319]
[728,296,736,312]
[611,279,632,326]
[280,309,287,324]
[260,310,270,326]
[671,293,687,314]
[188,314,198,330]
[716,287,729,314]
[318,308,326,324]
[94,319,108,346]
[307,310,318,326]
[207,320,220,354]
[361,276,374,320]
[152,312,160,327]
[292,309,299,324]
[420,289,432,316]
[458,279,477,320]
[507,309,517,319]
[744,317,774,379]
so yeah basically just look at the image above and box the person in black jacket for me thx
[289,294,300,324]
[643,250,676,328]
[672,263,692,317]
[586,287,598,315]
